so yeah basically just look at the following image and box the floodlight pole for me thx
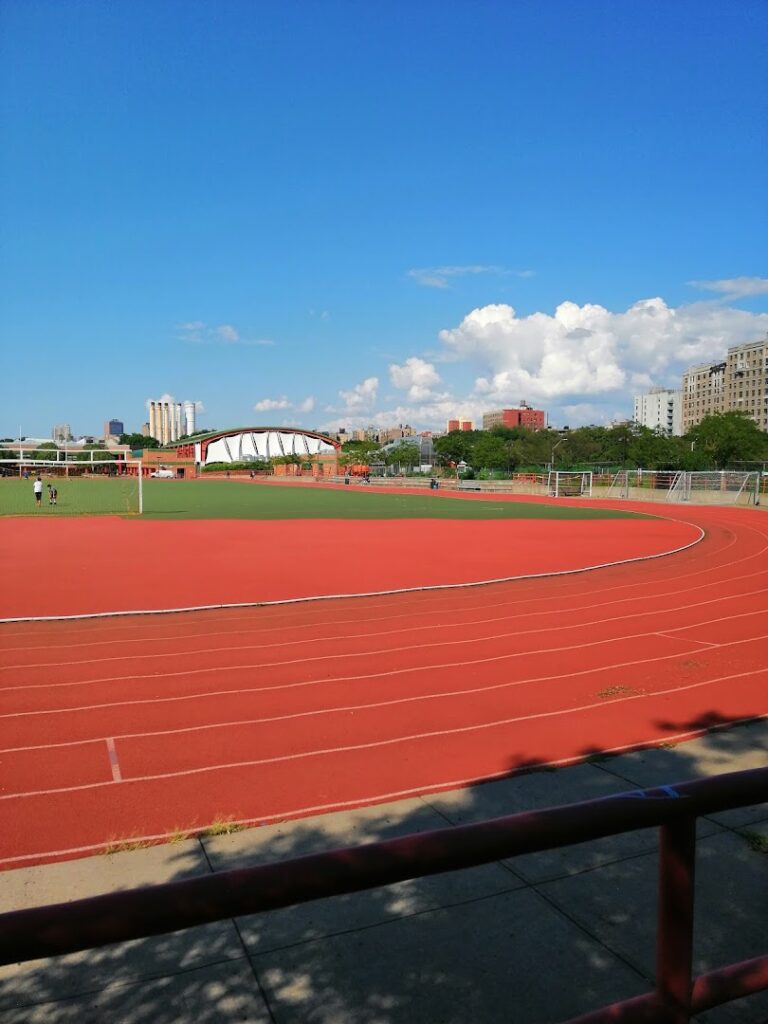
[550,436,568,472]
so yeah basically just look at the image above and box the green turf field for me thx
[0,477,645,520]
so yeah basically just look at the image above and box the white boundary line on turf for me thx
[0,524,706,624]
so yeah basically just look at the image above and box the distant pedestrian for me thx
[47,483,58,506]
[33,476,43,507]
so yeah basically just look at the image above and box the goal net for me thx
[547,471,593,497]
[0,459,143,516]
[666,471,759,506]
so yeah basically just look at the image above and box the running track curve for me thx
[0,500,766,869]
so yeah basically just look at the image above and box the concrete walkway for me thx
[1,719,766,1024]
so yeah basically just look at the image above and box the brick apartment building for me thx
[481,403,545,431]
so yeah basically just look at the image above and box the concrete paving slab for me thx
[0,959,271,1024]
[204,797,522,953]
[252,887,648,1024]
[423,762,721,883]
[538,829,768,1022]
[0,841,244,1008]
[595,720,768,829]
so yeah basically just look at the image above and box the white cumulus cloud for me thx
[254,397,291,412]
[389,357,442,401]
[439,299,768,410]
[338,377,379,409]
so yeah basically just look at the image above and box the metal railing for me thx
[1,767,766,1022]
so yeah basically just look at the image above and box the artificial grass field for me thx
[0,476,644,520]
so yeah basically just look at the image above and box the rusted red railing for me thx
[1,766,766,1022]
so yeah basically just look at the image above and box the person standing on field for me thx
[47,483,58,506]
[33,476,43,508]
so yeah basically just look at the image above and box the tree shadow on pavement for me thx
[0,712,765,1024]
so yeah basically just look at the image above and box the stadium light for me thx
[549,436,568,472]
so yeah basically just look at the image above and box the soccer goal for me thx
[547,470,593,497]
[0,459,143,515]
[665,471,759,506]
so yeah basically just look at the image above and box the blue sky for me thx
[1,0,766,438]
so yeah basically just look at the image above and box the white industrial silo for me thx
[183,400,196,437]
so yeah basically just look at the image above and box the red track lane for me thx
[0,501,767,868]
[0,516,698,619]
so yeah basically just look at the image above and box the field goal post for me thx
[0,458,143,515]
[666,470,759,506]
[547,470,593,497]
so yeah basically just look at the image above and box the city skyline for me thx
[1,1,766,438]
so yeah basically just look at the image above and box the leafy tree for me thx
[432,431,473,465]
[119,433,160,449]
[689,412,768,469]
[76,443,113,463]
[473,432,508,470]
[31,441,59,461]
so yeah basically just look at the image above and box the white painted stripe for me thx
[105,737,122,782]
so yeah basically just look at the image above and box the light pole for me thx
[550,436,568,472]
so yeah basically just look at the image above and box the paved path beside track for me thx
[1,718,765,1024]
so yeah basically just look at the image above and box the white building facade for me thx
[633,387,682,436]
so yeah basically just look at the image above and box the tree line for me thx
[340,412,767,474]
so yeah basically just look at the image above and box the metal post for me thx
[656,816,696,1023]
[137,460,143,515]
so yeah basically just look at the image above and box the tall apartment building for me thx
[446,419,473,432]
[725,338,768,432]
[633,388,682,436]
[482,403,545,431]
[682,336,768,432]
[681,362,726,432]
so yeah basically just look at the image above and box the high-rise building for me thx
[681,336,768,433]
[104,419,124,438]
[682,361,726,432]
[446,419,473,432]
[724,337,768,432]
[52,424,72,442]
[633,388,682,436]
[482,403,545,431]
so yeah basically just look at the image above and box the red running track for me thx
[0,501,766,869]
[0,513,699,620]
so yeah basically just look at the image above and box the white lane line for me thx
[2,666,765,802]
[3,633,766,754]
[4,585,765,676]
[105,737,122,782]
[2,605,765,709]
[0,625,715,718]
